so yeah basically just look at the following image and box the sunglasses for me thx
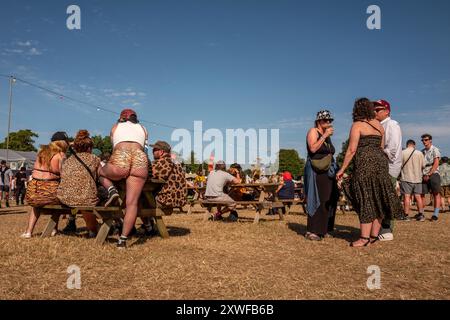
[320,119,333,123]
[152,148,161,152]
[421,139,430,142]
[374,108,386,113]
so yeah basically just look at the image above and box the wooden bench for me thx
[37,204,169,245]
[272,199,306,214]
[200,199,283,224]
[37,178,169,245]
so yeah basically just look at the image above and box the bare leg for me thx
[121,175,146,237]
[25,207,40,234]
[371,218,382,237]
[351,222,372,247]
[414,194,424,213]
[404,194,411,216]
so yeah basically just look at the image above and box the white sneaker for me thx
[50,229,58,237]
[20,232,32,239]
[378,232,394,241]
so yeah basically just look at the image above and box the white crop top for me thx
[112,122,147,148]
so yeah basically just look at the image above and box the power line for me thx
[0,73,186,131]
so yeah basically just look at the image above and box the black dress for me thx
[344,135,403,223]
[307,132,339,236]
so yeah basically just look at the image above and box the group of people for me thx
[6,98,448,249]
[304,98,448,247]
[19,109,187,249]
[0,161,28,208]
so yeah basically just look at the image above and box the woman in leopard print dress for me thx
[57,130,101,233]
[337,98,403,247]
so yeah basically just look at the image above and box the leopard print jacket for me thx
[152,155,187,208]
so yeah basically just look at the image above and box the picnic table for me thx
[36,178,168,245]
[199,183,305,223]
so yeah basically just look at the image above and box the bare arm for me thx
[276,182,284,194]
[429,157,440,176]
[307,128,332,154]
[337,124,360,178]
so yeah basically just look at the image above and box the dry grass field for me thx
[0,204,449,300]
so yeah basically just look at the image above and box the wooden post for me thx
[41,212,60,238]
[154,208,169,238]
[95,218,113,245]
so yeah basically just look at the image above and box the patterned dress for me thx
[57,153,101,207]
[344,135,403,223]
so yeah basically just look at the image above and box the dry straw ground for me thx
[0,204,449,300]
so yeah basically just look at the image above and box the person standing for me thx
[0,160,13,208]
[439,157,450,213]
[14,167,28,206]
[373,99,405,243]
[400,140,425,221]
[421,134,442,221]
[304,110,339,241]
[337,98,403,247]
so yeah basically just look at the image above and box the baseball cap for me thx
[51,131,69,142]
[150,140,171,153]
[119,109,137,121]
[373,100,391,112]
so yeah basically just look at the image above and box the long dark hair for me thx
[353,98,375,122]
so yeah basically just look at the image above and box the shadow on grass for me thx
[287,222,360,243]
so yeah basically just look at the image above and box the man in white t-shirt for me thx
[421,133,442,221]
[205,160,241,220]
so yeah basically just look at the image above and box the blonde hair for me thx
[37,140,68,169]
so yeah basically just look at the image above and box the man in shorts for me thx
[0,160,13,208]
[439,156,450,212]
[400,140,425,221]
[205,160,241,221]
[421,134,442,221]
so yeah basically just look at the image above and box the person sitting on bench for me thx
[21,132,69,238]
[204,161,241,221]
[57,130,101,237]
[139,141,187,235]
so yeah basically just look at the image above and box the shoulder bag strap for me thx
[71,149,97,184]
[401,149,416,171]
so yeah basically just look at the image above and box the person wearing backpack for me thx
[400,140,425,221]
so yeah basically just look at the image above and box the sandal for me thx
[370,235,379,244]
[350,236,371,247]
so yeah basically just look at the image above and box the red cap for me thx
[119,109,137,120]
[373,100,391,113]
[282,171,292,181]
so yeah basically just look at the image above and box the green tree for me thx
[277,149,306,177]
[336,139,353,174]
[0,129,38,151]
[91,135,113,155]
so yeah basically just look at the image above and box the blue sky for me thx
[1,0,450,161]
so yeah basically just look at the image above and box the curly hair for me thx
[73,129,93,153]
[353,98,375,122]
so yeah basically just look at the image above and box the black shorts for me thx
[422,173,441,194]
[0,185,10,192]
